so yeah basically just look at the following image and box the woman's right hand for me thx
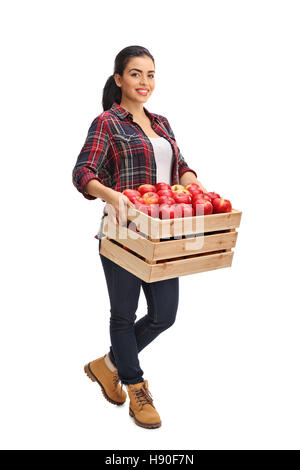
[105,189,135,226]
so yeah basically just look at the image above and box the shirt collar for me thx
[110,101,159,123]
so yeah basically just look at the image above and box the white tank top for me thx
[148,137,173,185]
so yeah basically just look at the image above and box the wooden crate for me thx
[100,207,242,283]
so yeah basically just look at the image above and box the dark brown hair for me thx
[102,45,155,111]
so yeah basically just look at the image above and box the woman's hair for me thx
[102,45,155,111]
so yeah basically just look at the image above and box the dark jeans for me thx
[98,237,179,385]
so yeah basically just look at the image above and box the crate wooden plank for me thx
[153,230,238,260]
[100,237,152,282]
[100,237,234,283]
[102,217,238,261]
[149,251,234,282]
[102,218,155,261]
[125,207,242,238]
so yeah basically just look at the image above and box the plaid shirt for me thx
[72,101,198,238]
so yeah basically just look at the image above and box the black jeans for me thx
[98,237,179,385]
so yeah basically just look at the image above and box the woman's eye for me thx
[131,73,155,78]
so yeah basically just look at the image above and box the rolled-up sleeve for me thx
[72,117,113,200]
[163,117,198,179]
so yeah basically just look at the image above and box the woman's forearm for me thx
[179,171,208,193]
[85,179,115,203]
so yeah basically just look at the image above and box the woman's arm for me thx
[84,179,116,203]
[72,117,113,200]
[179,171,208,193]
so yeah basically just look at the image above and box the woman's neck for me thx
[119,100,147,121]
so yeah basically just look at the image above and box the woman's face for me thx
[114,56,155,104]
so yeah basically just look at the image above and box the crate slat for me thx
[100,237,234,283]
[125,207,242,238]
[149,250,234,282]
[102,218,155,261]
[100,237,152,281]
[102,218,238,261]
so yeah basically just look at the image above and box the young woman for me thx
[72,45,208,429]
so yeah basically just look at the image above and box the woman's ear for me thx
[114,73,121,87]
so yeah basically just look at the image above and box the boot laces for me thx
[134,385,153,407]
[112,370,120,388]
[112,370,125,395]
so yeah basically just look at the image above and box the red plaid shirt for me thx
[72,101,198,238]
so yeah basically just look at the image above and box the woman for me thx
[72,45,208,429]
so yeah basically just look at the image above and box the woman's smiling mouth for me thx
[136,89,149,95]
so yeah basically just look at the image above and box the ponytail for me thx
[102,75,121,111]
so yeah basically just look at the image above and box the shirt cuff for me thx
[78,173,103,200]
[179,167,198,179]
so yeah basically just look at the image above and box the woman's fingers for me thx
[119,207,127,226]
[118,195,130,226]
[107,212,117,237]
[107,194,133,228]
[126,196,135,209]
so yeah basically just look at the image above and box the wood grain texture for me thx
[99,208,242,282]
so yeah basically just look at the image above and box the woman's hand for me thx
[105,189,135,226]
[179,172,208,193]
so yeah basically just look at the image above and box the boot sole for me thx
[129,407,161,429]
[84,363,126,406]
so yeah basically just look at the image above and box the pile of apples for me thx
[122,183,232,219]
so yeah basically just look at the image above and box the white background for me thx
[1,0,299,450]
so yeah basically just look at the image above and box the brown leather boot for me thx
[127,380,161,429]
[84,355,127,405]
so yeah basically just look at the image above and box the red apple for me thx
[197,193,212,202]
[192,195,206,203]
[122,189,141,199]
[138,184,156,195]
[130,195,145,205]
[206,192,221,201]
[158,196,175,205]
[192,199,213,215]
[150,204,160,218]
[134,201,145,211]
[173,192,192,204]
[171,184,185,192]
[136,203,160,218]
[188,188,204,198]
[175,203,193,218]
[173,188,191,196]
[185,183,200,191]
[159,204,180,220]
[155,182,171,192]
[212,198,232,213]
[192,193,212,203]
[157,189,174,198]
[142,191,160,205]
